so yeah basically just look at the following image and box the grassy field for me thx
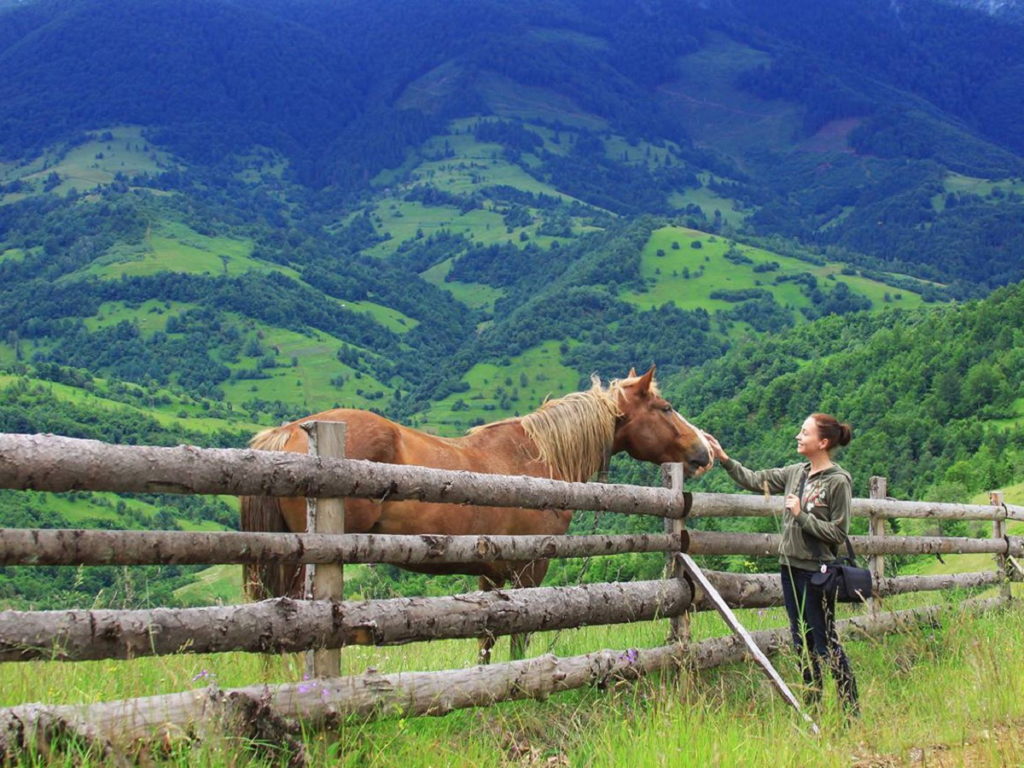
[0,372,258,436]
[419,258,505,312]
[416,340,585,434]
[622,226,925,322]
[12,125,174,198]
[78,221,270,282]
[658,33,804,160]
[1,590,1020,766]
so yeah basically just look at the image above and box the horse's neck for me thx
[468,418,611,483]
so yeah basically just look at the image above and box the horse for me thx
[240,366,712,661]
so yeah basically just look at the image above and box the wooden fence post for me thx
[990,490,1010,601]
[663,463,689,643]
[869,476,887,616]
[302,421,347,678]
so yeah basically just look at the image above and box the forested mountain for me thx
[1,0,1022,604]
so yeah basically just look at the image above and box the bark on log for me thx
[0,579,692,662]
[0,596,1007,758]
[875,571,1002,596]
[0,528,685,567]
[689,492,1024,522]
[0,565,1001,663]
[696,570,1001,609]
[688,530,1019,557]
[5,434,1024,524]
[0,433,688,519]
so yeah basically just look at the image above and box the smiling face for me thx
[795,415,829,459]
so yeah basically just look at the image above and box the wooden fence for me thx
[0,432,1021,758]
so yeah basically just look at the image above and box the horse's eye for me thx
[661,405,673,413]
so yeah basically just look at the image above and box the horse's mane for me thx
[474,375,654,482]
[250,427,291,451]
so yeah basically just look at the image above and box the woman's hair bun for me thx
[812,413,852,449]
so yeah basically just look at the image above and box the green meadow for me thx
[17,126,172,197]
[662,33,804,158]
[623,226,925,319]
[1,581,1020,766]
[419,258,505,312]
[417,340,584,434]
[218,322,393,414]
[0,373,256,436]
[80,221,270,282]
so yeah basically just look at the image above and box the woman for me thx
[704,413,859,715]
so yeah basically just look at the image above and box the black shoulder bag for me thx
[795,469,873,604]
[810,536,873,603]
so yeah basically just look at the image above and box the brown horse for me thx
[240,366,711,661]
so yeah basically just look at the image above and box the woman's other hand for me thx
[785,494,801,517]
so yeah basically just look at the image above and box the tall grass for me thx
[3,601,1022,766]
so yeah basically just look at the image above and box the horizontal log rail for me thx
[2,527,1020,568]
[0,528,686,567]
[687,530,1024,558]
[3,433,1023,523]
[0,433,691,519]
[0,567,1005,663]
[0,579,693,662]
[690,492,1024,522]
[0,596,1007,756]
[688,568,1003,610]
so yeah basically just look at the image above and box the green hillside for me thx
[2,0,1024,607]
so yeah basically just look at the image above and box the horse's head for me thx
[610,366,713,477]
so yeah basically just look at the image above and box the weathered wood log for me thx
[0,433,689,518]
[5,433,1023,524]
[0,596,1007,757]
[695,570,1002,609]
[0,565,1001,663]
[0,579,692,662]
[0,528,686,567]
[875,571,1002,596]
[688,530,1020,557]
[689,492,1024,522]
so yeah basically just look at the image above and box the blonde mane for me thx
[508,376,629,482]
[250,427,292,452]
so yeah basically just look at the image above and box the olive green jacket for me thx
[720,457,853,571]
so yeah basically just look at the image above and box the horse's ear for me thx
[628,367,637,378]
[635,366,656,393]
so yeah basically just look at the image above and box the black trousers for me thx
[780,564,859,711]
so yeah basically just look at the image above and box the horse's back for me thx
[253,408,402,464]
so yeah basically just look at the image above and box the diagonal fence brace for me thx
[677,553,819,736]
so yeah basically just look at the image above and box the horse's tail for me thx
[241,426,304,600]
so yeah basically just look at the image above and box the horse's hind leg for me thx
[508,560,550,662]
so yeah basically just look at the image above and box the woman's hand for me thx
[703,432,729,462]
[785,494,802,517]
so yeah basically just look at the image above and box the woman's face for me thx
[795,415,828,457]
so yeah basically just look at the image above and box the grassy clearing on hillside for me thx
[417,340,584,434]
[82,221,265,281]
[659,33,803,158]
[218,323,392,415]
[478,72,609,131]
[419,258,504,312]
[0,373,258,435]
[17,126,173,197]
[623,226,925,320]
